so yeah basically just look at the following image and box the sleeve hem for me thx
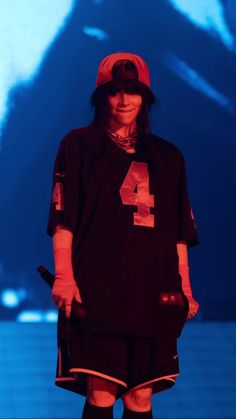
[177,235,200,248]
[46,222,75,237]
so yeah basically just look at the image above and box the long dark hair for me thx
[90,60,156,142]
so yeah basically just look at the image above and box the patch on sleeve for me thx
[52,182,64,211]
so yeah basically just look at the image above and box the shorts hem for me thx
[55,376,76,382]
[121,373,180,396]
[69,368,128,388]
[55,370,180,396]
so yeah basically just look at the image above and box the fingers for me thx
[51,276,85,320]
[64,303,72,319]
[74,290,83,304]
[52,288,82,319]
[56,301,72,319]
[52,295,65,310]
[52,291,71,315]
[187,300,200,319]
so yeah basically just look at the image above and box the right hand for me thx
[52,247,83,319]
[52,275,83,319]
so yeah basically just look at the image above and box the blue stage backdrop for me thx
[0,0,235,322]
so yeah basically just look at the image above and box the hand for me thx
[52,278,82,319]
[186,296,200,319]
[178,264,200,320]
[52,247,83,319]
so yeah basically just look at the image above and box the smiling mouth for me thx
[116,109,134,113]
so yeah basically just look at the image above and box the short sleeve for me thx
[178,153,200,248]
[46,131,82,237]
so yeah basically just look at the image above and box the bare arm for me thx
[176,240,199,318]
[51,225,82,318]
[176,241,188,265]
[52,225,73,249]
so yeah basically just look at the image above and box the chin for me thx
[116,116,136,125]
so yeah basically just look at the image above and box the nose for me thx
[118,91,129,106]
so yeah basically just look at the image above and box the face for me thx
[107,89,142,129]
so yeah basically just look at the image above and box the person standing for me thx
[46,52,200,419]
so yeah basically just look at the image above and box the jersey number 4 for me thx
[52,182,64,211]
[119,161,155,228]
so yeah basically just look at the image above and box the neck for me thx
[108,120,137,137]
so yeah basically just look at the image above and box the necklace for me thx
[106,128,138,153]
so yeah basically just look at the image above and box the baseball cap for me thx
[91,52,155,107]
[96,52,151,88]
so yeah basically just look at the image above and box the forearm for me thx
[52,225,74,282]
[176,241,188,265]
[177,241,200,318]
[51,225,83,315]
[176,241,192,297]
[52,225,73,250]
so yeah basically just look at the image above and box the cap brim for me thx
[91,79,155,106]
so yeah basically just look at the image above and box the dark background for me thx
[0,0,235,320]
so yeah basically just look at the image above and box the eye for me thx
[108,87,121,96]
[125,87,141,95]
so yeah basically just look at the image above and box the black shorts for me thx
[55,324,180,400]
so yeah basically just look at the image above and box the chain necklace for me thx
[106,127,138,153]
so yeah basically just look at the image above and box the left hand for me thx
[186,296,200,319]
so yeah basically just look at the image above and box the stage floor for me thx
[0,321,235,418]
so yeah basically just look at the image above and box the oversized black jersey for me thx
[46,125,199,338]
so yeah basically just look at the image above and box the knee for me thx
[87,375,117,407]
[122,386,152,411]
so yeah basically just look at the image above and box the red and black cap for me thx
[96,52,151,88]
[92,52,155,105]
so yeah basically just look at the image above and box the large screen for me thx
[0,0,235,321]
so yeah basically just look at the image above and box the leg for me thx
[122,383,152,411]
[87,374,117,406]
[82,374,117,419]
[122,383,153,418]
